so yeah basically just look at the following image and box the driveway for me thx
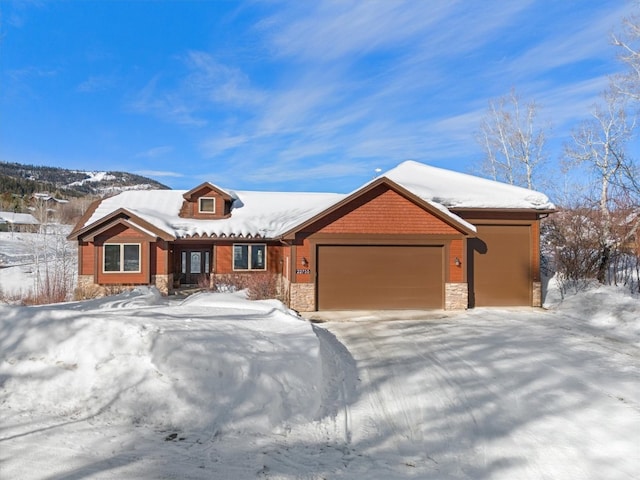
[307,307,640,479]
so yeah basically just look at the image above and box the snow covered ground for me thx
[0,231,39,297]
[0,229,76,301]
[0,231,638,479]
[1,284,638,479]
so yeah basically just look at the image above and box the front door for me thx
[180,249,211,285]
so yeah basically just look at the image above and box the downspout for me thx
[278,238,295,280]
[278,238,295,307]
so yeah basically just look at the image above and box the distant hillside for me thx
[0,161,170,198]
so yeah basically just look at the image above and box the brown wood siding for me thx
[454,210,539,221]
[317,245,444,310]
[179,185,230,220]
[469,224,531,306]
[294,241,313,283]
[152,240,169,275]
[314,184,460,235]
[80,242,94,275]
[216,244,232,272]
[449,239,464,282]
[193,191,226,219]
[531,221,541,282]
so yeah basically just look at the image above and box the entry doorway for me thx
[179,249,212,285]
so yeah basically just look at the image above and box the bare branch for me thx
[475,89,548,189]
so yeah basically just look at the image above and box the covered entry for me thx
[316,245,444,310]
[175,246,212,285]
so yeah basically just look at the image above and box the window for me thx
[233,244,266,271]
[199,197,216,213]
[104,244,141,272]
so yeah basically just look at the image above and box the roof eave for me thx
[450,207,557,215]
[69,207,176,242]
[182,182,233,201]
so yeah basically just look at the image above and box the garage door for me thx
[317,245,444,310]
[470,225,531,306]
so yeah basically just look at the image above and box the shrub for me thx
[209,273,279,300]
[210,273,247,293]
[543,207,640,295]
[244,273,278,301]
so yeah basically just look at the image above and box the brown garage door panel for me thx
[317,245,444,310]
[471,225,531,306]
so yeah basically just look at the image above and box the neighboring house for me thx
[68,161,555,311]
[0,211,40,232]
[31,193,69,223]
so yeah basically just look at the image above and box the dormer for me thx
[179,182,233,219]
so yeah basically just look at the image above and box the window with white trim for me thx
[199,197,216,213]
[233,244,266,271]
[104,243,141,272]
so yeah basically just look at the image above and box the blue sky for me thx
[0,1,635,193]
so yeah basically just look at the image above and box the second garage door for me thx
[316,245,444,310]
[470,224,531,306]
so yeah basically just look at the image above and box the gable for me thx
[180,182,233,219]
[69,207,175,242]
[299,182,468,236]
[89,219,157,242]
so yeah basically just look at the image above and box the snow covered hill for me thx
[0,286,638,479]
[0,160,169,198]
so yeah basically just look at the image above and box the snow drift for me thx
[0,289,324,435]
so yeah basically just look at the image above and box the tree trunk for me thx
[596,244,611,284]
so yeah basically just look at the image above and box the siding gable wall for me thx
[313,184,461,235]
[180,184,231,220]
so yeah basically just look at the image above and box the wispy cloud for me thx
[77,74,117,93]
[129,75,208,126]
[128,51,266,127]
[262,1,459,62]
[125,1,635,190]
[507,3,631,80]
[135,170,184,178]
[3,66,59,101]
[182,51,265,107]
[3,0,45,29]
[8,66,58,80]
[134,146,174,158]
[200,135,250,157]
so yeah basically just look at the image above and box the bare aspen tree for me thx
[546,11,640,292]
[476,89,547,190]
[564,88,636,283]
[613,13,640,202]
[566,90,632,217]
[613,15,640,101]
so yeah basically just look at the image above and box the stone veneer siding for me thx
[445,283,468,310]
[533,281,542,307]
[77,274,95,291]
[153,274,173,295]
[75,274,175,300]
[289,283,315,312]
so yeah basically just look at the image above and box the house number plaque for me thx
[296,269,311,275]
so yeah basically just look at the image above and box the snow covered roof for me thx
[32,193,69,204]
[74,161,554,240]
[80,189,343,239]
[383,160,556,210]
[0,211,40,225]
